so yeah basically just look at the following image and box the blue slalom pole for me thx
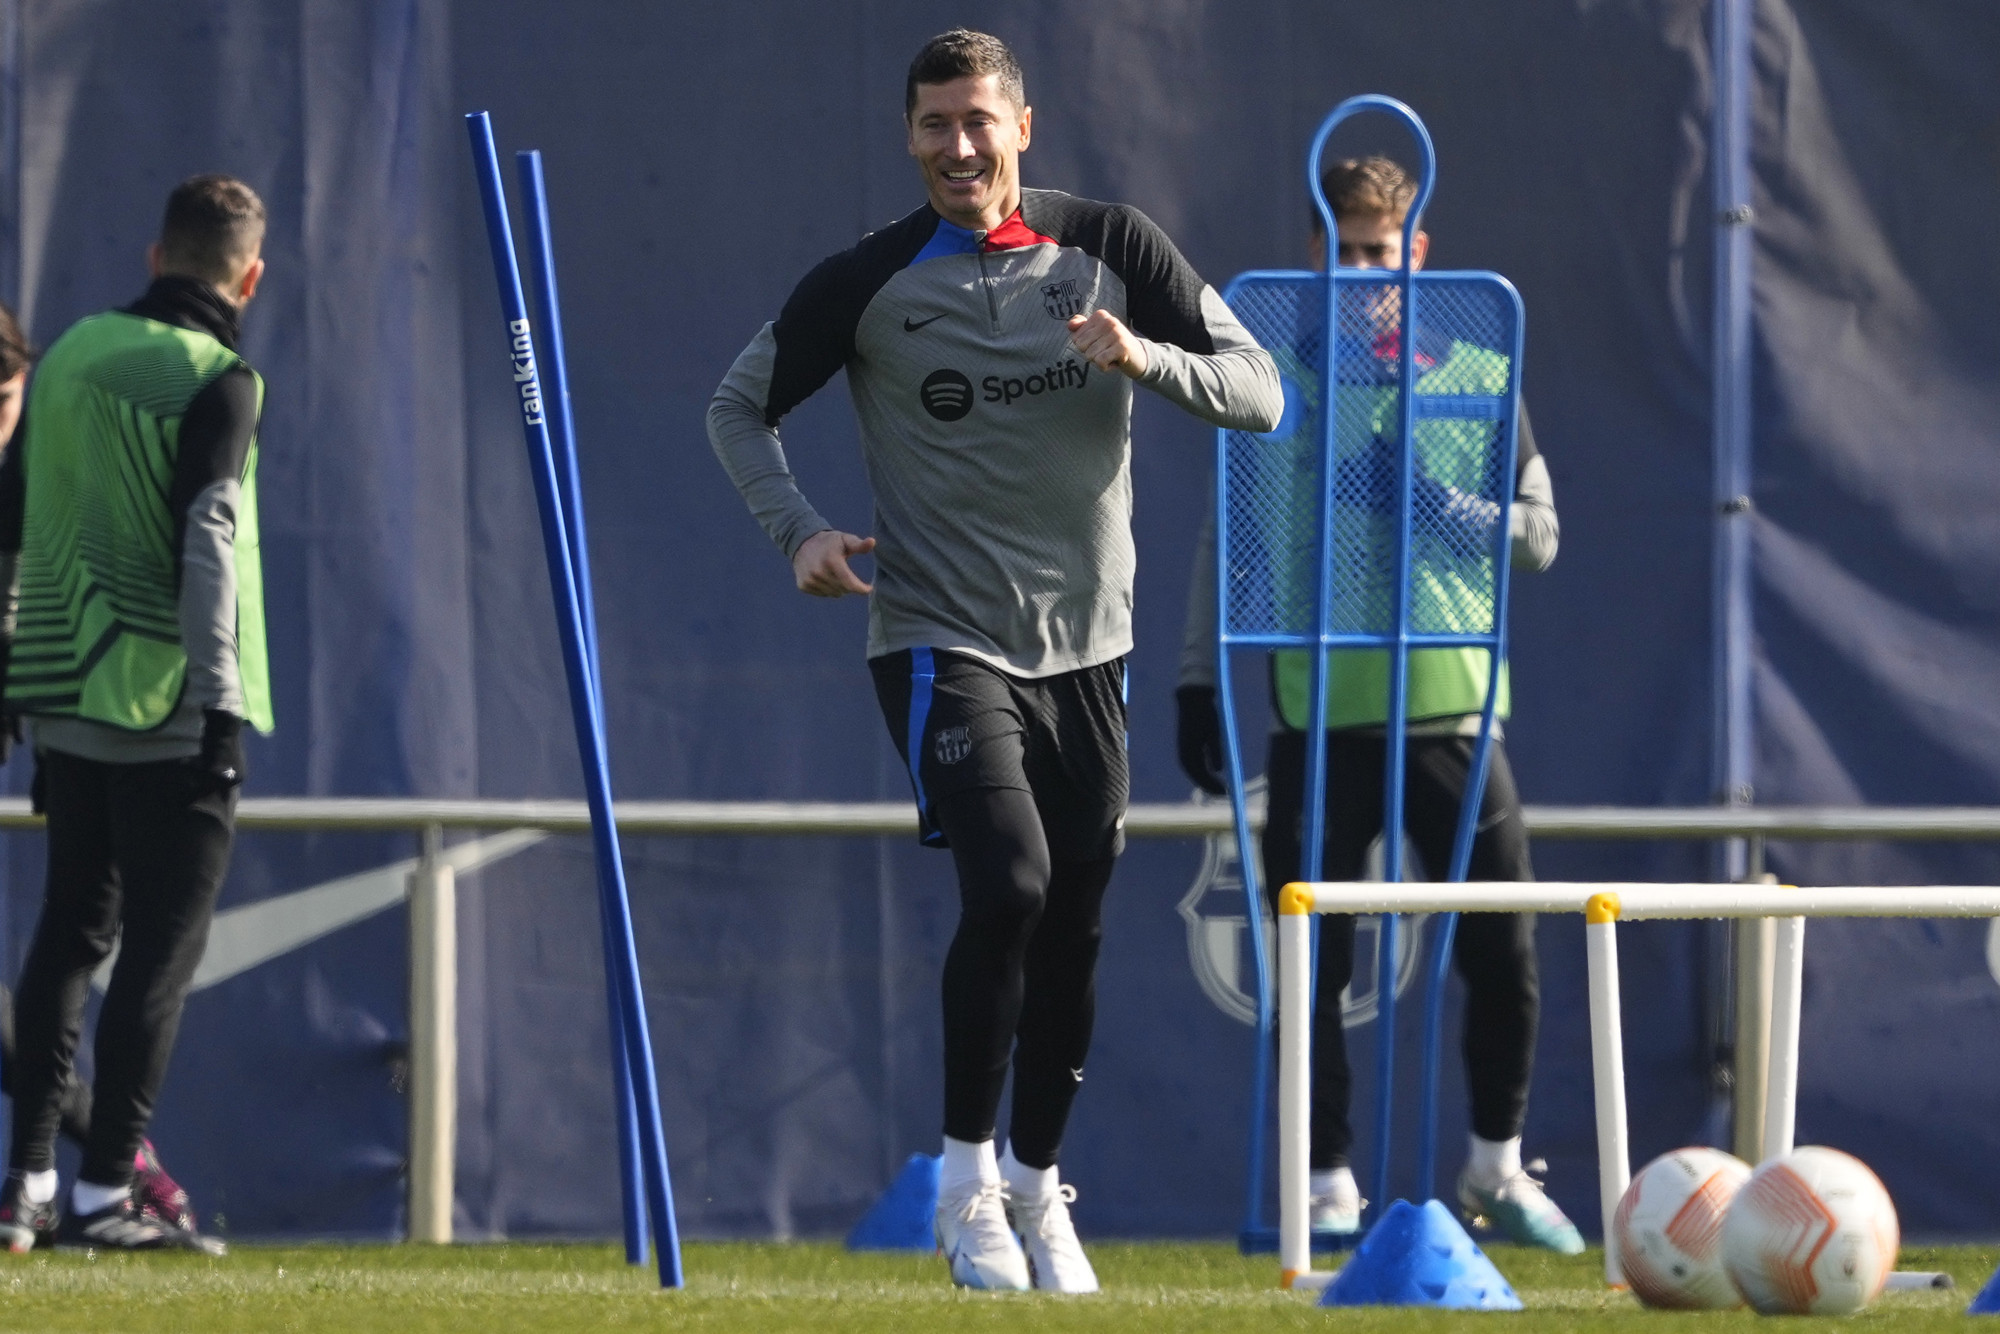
[514,147,650,1269]
[467,111,683,1289]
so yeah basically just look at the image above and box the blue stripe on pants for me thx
[906,648,942,844]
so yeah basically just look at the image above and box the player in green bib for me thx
[0,175,271,1254]
[1178,157,1582,1252]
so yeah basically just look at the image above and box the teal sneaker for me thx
[1456,1165,1586,1254]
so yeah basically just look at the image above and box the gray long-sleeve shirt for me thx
[709,191,1281,678]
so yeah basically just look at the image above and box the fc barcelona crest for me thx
[933,725,971,765]
[1041,278,1085,320]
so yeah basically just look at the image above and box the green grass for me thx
[0,1240,1989,1332]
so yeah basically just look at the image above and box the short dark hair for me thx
[905,29,1024,119]
[0,301,34,380]
[159,174,266,287]
[1311,156,1419,235]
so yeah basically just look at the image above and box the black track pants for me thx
[871,650,1128,1170]
[7,749,234,1186]
[0,983,94,1147]
[1261,730,1538,1169]
[934,788,1115,1168]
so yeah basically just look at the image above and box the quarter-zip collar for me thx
[972,232,1000,334]
[918,207,1061,337]
[918,206,1058,258]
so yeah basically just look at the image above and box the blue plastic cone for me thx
[1319,1198,1524,1310]
[845,1153,941,1251]
[1969,1264,2000,1315]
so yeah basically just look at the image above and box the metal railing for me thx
[7,796,1994,1242]
[9,795,2000,838]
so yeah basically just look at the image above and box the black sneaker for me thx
[0,1173,58,1253]
[55,1195,225,1255]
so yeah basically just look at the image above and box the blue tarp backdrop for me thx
[0,0,1995,1242]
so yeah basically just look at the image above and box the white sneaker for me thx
[935,1180,1031,1291]
[1310,1167,1365,1234]
[1007,1184,1100,1294]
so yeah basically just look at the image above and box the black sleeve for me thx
[168,365,259,554]
[1102,205,1215,353]
[0,409,23,557]
[762,208,938,424]
[1022,192,1216,353]
[762,254,864,425]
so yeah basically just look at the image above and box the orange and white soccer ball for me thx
[1613,1147,1753,1308]
[1721,1146,1899,1316]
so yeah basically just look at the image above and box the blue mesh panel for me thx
[1218,276,1321,639]
[1218,271,1522,647]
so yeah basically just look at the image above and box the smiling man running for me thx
[709,29,1279,1293]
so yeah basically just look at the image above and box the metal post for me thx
[408,823,456,1243]
[1710,0,1756,882]
[1762,914,1805,1163]
[1731,915,1775,1161]
[1732,858,1778,1163]
[1277,890,1313,1288]
[1583,893,1629,1289]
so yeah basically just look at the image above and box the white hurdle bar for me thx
[1273,881,2000,1291]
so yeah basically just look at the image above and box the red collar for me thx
[981,208,1058,252]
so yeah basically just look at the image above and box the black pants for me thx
[7,749,234,1186]
[1262,730,1538,1170]
[0,983,95,1146]
[872,650,1127,1170]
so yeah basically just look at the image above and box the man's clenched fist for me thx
[1067,309,1149,378]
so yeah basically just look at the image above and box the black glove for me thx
[196,709,246,791]
[1412,468,1501,534]
[1175,685,1228,797]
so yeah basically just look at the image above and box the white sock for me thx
[18,1169,56,1206]
[1466,1134,1522,1187]
[999,1143,1057,1200]
[939,1135,998,1195]
[71,1179,131,1216]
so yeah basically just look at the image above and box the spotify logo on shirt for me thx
[920,369,975,422]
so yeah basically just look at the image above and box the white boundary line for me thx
[1274,882,2000,1290]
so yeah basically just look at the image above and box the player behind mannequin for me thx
[710,30,1280,1292]
[1175,156,1582,1251]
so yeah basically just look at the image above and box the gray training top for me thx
[708,190,1282,678]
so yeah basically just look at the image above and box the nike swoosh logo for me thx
[91,829,546,994]
[904,313,946,332]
